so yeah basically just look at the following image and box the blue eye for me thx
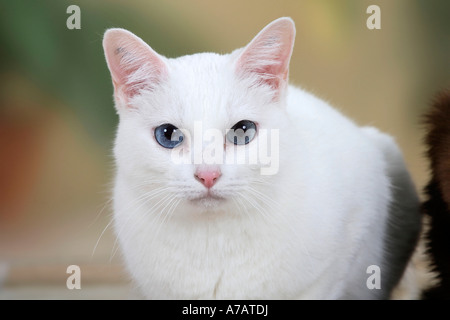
[227,120,257,145]
[154,124,184,149]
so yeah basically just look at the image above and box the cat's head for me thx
[103,17,296,213]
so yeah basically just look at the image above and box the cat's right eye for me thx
[154,124,184,149]
[227,120,257,145]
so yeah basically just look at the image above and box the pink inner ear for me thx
[110,47,142,98]
[103,29,167,106]
[115,46,165,98]
[236,18,295,92]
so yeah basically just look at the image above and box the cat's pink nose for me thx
[195,169,221,188]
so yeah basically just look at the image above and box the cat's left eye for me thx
[226,120,257,145]
[154,123,184,149]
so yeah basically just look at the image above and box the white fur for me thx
[104,18,418,299]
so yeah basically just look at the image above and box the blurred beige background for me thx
[0,0,449,299]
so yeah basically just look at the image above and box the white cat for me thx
[103,17,421,299]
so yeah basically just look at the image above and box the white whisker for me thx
[92,218,114,258]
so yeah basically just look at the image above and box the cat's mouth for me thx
[189,191,225,206]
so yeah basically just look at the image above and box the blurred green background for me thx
[0,0,449,299]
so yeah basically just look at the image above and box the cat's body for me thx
[104,18,421,299]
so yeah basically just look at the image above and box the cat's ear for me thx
[235,17,295,98]
[103,28,168,108]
